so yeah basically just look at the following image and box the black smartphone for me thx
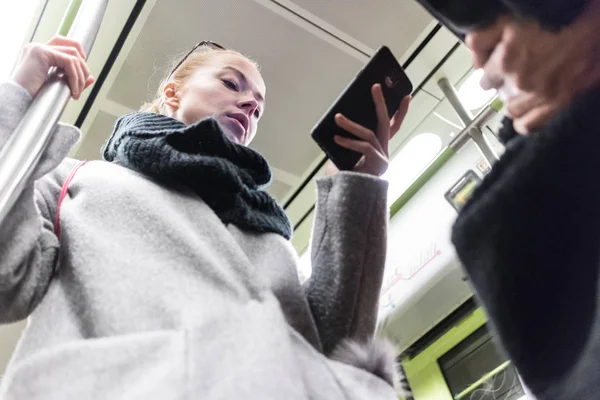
[311,46,413,171]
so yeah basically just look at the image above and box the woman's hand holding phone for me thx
[324,83,411,177]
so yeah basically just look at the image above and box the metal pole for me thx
[438,77,473,125]
[448,105,498,151]
[469,127,500,165]
[438,77,500,165]
[0,0,109,225]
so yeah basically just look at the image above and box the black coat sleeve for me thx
[451,85,600,398]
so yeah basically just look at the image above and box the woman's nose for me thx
[239,95,258,115]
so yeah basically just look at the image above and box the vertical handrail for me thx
[0,0,109,225]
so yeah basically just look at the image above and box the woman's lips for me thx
[223,116,245,144]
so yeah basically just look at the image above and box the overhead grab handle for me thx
[0,0,109,225]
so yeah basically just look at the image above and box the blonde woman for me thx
[0,35,410,399]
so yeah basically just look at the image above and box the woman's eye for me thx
[223,79,238,91]
[254,109,260,118]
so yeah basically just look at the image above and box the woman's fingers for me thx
[389,96,411,137]
[334,135,387,176]
[334,113,383,154]
[371,84,390,152]
[46,47,86,99]
[85,75,96,90]
[51,44,94,98]
[334,135,377,155]
[331,84,411,177]
[48,37,90,98]
[47,35,86,60]
[11,35,93,98]
[54,46,89,96]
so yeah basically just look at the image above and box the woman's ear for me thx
[163,82,179,111]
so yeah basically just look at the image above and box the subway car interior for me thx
[0,1,528,399]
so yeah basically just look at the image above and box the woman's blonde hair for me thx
[140,46,259,115]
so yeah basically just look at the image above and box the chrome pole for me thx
[438,77,473,125]
[0,0,109,225]
[438,77,500,165]
[448,105,498,152]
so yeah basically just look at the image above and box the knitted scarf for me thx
[102,112,292,240]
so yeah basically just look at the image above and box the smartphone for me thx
[311,46,413,171]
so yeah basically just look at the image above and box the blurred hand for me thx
[11,35,95,100]
[325,84,411,177]
[466,2,600,134]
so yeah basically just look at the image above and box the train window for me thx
[457,69,497,111]
[384,133,442,206]
[438,325,526,400]
[0,0,42,80]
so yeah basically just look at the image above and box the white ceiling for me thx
[2,0,491,374]
[278,0,433,56]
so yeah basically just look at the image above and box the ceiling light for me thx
[458,69,496,111]
[0,1,41,81]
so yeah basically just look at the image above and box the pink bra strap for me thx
[54,160,88,238]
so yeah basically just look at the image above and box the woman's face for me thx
[164,52,266,146]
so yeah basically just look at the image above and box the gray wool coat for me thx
[0,81,394,399]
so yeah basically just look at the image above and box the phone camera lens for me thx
[385,76,394,88]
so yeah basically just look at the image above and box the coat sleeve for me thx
[304,171,389,355]
[0,81,79,323]
[451,85,600,399]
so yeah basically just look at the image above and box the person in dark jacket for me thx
[416,0,600,399]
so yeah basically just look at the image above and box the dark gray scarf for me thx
[102,112,292,240]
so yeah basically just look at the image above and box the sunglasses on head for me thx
[167,41,226,81]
